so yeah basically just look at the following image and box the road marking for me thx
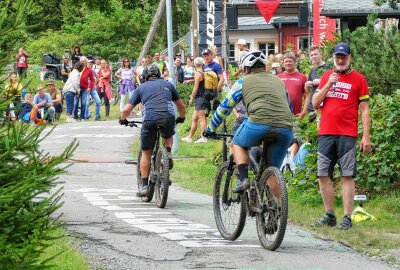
[75,188,260,248]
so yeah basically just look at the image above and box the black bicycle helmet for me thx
[142,64,161,81]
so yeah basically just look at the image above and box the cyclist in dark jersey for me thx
[119,65,186,196]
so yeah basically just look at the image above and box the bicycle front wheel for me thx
[256,166,288,251]
[136,151,154,202]
[154,147,170,208]
[213,161,246,240]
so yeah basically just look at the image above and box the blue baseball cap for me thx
[333,42,351,55]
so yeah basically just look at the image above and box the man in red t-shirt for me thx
[311,42,372,230]
[278,52,309,118]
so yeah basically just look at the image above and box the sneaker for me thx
[81,119,85,122]
[136,185,149,197]
[66,118,72,123]
[311,213,337,227]
[337,215,352,230]
[194,137,208,143]
[95,117,101,121]
[181,136,192,143]
[167,153,173,169]
[71,118,77,123]
[232,178,250,193]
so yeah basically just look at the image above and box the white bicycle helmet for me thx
[241,50,267,68]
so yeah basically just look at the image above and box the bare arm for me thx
[297,90,310,118]
[359,101,372,154]
[120,104,135,120]
[217,73,224,91]
[174,99,186,118]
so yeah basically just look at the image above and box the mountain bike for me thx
[126,120,171,208]
[209,132,288,251]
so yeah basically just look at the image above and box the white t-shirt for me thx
[117,67,135,80]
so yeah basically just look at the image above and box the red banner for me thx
[255,0,281,24]
[313,0,336,45]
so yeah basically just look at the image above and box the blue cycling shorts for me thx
[233,119,293,168]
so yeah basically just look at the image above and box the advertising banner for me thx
[198,0,223,54]
[313,0,336,45]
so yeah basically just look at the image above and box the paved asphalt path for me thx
[42,120,397,270]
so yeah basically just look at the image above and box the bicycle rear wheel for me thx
[136,151,154,202]
[154,147,170,208]
[256,166,288,251]
[213,161,246,240]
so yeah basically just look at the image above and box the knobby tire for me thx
[213,161,246,240]
[154,147,170,208]
[256,166,288,251]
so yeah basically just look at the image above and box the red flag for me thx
[255,0,281,24]
[313,0,336,45]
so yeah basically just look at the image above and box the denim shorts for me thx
[233,119,293,167]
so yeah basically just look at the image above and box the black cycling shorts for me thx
[141,117,175,150]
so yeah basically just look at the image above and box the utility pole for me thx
[136,0,166,67]
[192,0,198,57]
[166,0,179,152]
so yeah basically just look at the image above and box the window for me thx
[298,37,309,52]
[258,42,275,56]
[229,44,235,62]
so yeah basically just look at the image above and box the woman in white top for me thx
[62,62,84,122]
[183,57,196,84]
[115,57,137,112]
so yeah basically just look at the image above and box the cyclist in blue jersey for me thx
[204,51,293,193]
[119,65,186,196]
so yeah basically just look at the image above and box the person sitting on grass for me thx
[18,93,46,125]
[33,87,55,123]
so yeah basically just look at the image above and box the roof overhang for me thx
[321,0,400,19]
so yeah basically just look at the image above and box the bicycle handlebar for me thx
[126,120,142,128]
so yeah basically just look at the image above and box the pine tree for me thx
[0,1,78,268]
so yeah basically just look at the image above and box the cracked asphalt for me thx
[42,120,398,270]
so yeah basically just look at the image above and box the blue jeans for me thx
[85,89,101,118]
[74,88,88,120]
[233,119,293,168]
[64,91,75,115]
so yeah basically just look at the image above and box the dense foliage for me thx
[6,0,192,63]
[289,92,400,193]
[0,1,78,268]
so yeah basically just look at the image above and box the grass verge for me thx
[40,227,89,270]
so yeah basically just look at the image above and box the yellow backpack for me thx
[199,70,218,100]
